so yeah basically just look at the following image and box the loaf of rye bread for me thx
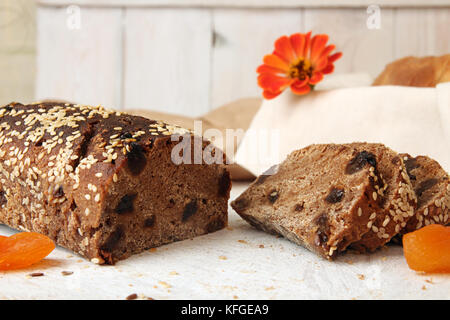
[0,102,231,264]
[231,144,389,259]
[400,154,450,232]
[231,143,417,259]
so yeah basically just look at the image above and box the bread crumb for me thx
[219,255,227,260]
[259,244,265,248]
[126,293,138,300]
[158,281,171,288]
[61,271,73,276]
[422,285,427,290]
[169,271,179,276]
[237,240,247,244]
[29,272,44,277]
[357,274,365,280]
[240,270,256,274]
[222,285,238,290]
[265,286,275,291]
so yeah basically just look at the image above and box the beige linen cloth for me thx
[235,82,450,176]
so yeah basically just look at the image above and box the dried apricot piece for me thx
[0,232,55,270]
[403,224,450,273]
[0,235,8,250]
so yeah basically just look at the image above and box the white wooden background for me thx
[35,0,450,116]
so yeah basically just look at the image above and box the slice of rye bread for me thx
[231,144,387,260]
[400,154,450,232]
[349,143,417,252]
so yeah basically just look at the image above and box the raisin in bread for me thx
[0,102,231,264]
[348,143,417,252]
[400,154,450,232]
[231,144,387,260]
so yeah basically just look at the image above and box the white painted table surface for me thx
[0,182,449,300]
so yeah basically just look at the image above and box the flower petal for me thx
[291,84,311,95]
[262,54,290,71]
[313,45,338,71]
[263,90,282,99]
[290,79,311,95]
[319,44,336,60]
[303,31,312,58]
[258,73,292,93]
[273,35,296,63]
[322,52,342,74]
[291,77,309,89]
[257,64,286,76]
[322,63,335,74]
[309,72,324,85]
[328,52,342,64]
[309,34,329,63]
[289,33,306,60]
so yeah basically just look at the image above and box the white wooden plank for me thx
[394,8,450,59]
[35,7,123,108]
[303,8,395,78]
[211,9,303,108]
[123,8,212,116]
[37,0,450,9]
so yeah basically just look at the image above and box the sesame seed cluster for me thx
[377,163,416,238]
[416,181,450,229]
[416,195,450,229]
[401,154,450,232]
[357,163,417,243]
[349,146,418,252]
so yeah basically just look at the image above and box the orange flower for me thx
[257,32,342,99]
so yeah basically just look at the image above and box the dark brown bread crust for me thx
[231,144,387,260]
[0,102,230,264]
[400,154,450,232]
